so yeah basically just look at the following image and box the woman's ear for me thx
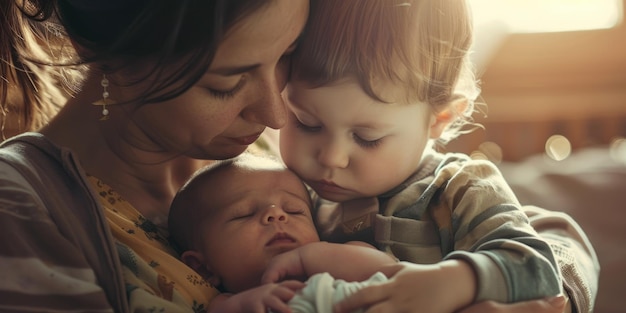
[181,250,221,287]
[429,98,468,139]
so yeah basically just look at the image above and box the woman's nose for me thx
[240,68,288,130]
[262,204,288,224]
[250,92,288,130]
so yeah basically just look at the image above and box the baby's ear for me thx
[429,98,468,139]
[181,250,221,287]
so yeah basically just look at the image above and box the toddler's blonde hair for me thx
[292,0,480,144]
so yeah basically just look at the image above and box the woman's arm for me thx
[524,205,600,313]
[0,162,119,312]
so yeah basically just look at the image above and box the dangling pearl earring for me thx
[92,74,117,120]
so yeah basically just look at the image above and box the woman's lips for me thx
[228,131,263,145]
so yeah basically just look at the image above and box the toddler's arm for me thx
[262,241,396,284]
[428,159,563,302]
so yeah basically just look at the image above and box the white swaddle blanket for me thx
[287,272,388,313]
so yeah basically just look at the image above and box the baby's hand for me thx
[261,247,308,284]
[210,280,305,313]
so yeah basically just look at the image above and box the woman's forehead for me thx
[212,0,308,71]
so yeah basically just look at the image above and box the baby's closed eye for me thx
[282,202,310,216]
[227,205,256,221]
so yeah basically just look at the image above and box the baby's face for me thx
[196,166,319,293]
[280,78,435,202]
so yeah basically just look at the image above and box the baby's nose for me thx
[263,204,287,223]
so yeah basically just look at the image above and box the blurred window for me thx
[470,0,623,33]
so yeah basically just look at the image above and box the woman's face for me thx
[123,0,309,160]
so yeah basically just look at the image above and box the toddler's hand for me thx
[333,260,475,313]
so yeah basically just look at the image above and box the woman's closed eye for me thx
[207,77,246,100]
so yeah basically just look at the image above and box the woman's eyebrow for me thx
[208,63,260,76]
[207,36,301,77]
[209,35,302,77]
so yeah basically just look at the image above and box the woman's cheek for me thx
[280,131,305,170]
[279,129,297,162]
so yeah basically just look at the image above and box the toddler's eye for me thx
[295,119,321,133]
[354,134,382,149]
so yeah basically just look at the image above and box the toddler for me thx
[277,0,563,312]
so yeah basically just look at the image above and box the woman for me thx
[0,0,308,311]
[0,0,596,312]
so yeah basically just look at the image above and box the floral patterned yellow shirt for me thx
[88,176,219,313]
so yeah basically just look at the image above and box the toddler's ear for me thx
[429,98,468,139]
[181,250,221,287]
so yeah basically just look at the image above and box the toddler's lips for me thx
[308,179,351,194]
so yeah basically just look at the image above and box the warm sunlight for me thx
[470,0,623,33]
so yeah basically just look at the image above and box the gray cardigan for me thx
[0,132,127,312]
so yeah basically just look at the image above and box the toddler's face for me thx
[280,78,435,202]
[196,166,319,293]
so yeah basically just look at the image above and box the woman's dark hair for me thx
[0,0,269,136]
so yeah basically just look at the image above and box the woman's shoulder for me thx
[0,131,84,203]
[0,132,66,178]
[0,132,61,160]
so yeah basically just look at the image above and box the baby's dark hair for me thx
[168,152,291,254]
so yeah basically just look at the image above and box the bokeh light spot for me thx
[545,135,572,161]
[609,137,626,163]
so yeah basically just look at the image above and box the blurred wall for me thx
[447,1,626,162]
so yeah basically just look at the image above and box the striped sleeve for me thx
[441,160,563,303]
[525,205,600,313]
[0,163,115,313]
